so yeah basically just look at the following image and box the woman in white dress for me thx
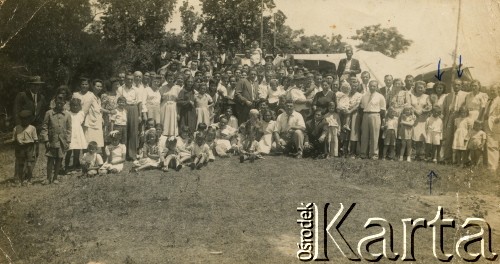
[257,109,276,154]
[411,81,432,160]
[160,75,182,136]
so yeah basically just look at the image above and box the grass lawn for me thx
[0,142,498,263]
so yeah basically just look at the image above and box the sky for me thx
[166,0,500,85]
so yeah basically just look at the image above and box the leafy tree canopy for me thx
[351,24,412,58]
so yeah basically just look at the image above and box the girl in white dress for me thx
[410,81,432,160]
[195,83,213,126]
[452,107,473,165]
[64,98,87,172]
[100,131,127,174]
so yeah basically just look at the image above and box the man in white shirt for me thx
[273,100,306,158]
[359,80,386,160]
[133,71,147,121]
[360,71,371,94]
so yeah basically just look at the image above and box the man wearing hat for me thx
[154,42,170,72]
[8,110,38,185]
[14,76,47,134]
[191,41,204,61]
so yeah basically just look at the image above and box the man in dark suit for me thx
[14,76,46,134]
[378,75,394,108]
[154,43,170,72]
[234,71,258,123]
[14,76,47,166]
[337,46,361,81]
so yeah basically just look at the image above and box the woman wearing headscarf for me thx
[177,77,198,132]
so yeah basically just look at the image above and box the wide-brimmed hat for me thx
[191,41,203,49]
[18,110,33,119]
[28,76,44,84]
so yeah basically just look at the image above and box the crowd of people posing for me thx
[9,43,500,186]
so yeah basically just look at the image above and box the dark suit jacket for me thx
[234,78,254,104]
[337,58,361,79]
[14,91,46,130]
[379,86,393,108]
[154,54,171,72]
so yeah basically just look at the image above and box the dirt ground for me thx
[0,142,499,264]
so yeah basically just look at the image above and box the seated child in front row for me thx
[100,131,126,174]
[133,131,160,171]
[161,137,183,171]
[239,130,261,163]
[80,141,104,177]
[190,133,211,170]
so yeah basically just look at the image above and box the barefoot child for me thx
[80,141,104,177]
[8,110,38,185]
[100,131,126,174]
[41,96,72,184]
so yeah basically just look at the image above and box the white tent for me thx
[293,50,410,84]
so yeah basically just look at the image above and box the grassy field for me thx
[0,141,499,264]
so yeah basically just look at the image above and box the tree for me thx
[98,0,176,44]
[351,24,412,58]
[96,0,177,72]
[0,0,96,115]
[179,0,201,43]
[201,0,277,50]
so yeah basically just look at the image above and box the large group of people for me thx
[8,40,500,186]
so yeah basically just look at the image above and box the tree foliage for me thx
[351,24,412,58]
[200,0,276,49]
[98,0,176,44]
[96,0,177,73]
[179,0,201,43]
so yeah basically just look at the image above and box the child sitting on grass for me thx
[239,129,261,163]
[190,133,211,170]
[133,130,161,171]
[100,131,126,174]
[161,136,183,172]
[80,141,104,177]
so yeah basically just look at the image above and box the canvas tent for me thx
[293,51,474,89]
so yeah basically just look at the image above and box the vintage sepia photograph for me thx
[0,0,499,263]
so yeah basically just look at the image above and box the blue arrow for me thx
[457,55,464,78]
[428,170,438,195]
[435,59,444,81]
